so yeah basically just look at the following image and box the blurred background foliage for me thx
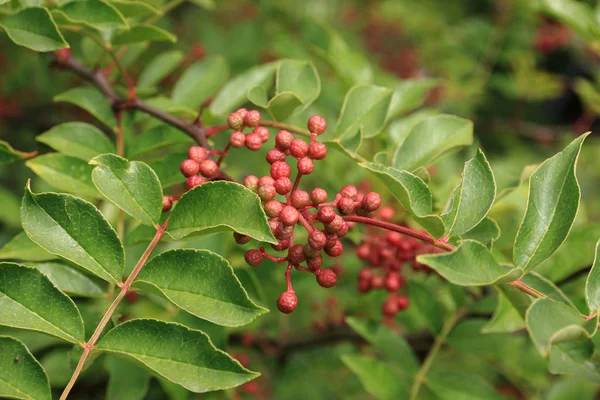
[1,0,600,398]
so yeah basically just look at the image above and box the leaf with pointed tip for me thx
[90,154,163,226]
[127,124,193,158]
[513,133,589,272]
[442,150,496,236]
[585,241,600,314]
[111,25,176,45]
[21,186,124,284]
[34,262,104,298]
[168,181,276,243]
[105,356,151,400]
[393,115,474,171]
[359,162,445,238]
[58,0,128,31]
[137,50,183,89]
[54,87,116,128]
[417,240,522,286]
[109,0,161,18]
[548,341,600,383]
[0,263,84,343]
[135,249,267,327]
[346,317,418,373]
[426,370,505,400]
[0,7,68,52]
[341,355,407,400]
[172,56,229,110]
[460,217,501,249]
[335,84,393,140]
[0,140,37,165]
[96,319,259,392]
[26,154,100,199]
[0,336,51,400]
[37,122,115,161]
[247,87,303,122]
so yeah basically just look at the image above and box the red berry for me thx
[275,130,294,150]
[308,230,327,250]
[358,279,371,293]
[264,200,284,218]
[324,240,343,257]
[258,176,275,187]
[266,149,286,164]
[279,206,299,226]
[290,190,310,209]
[386,232,403,247]
[317,206,336,223]
[308,142,327,160]
[340,185,358,200]
[288,244,306,264]
[268,219,279,233]
[180,159,200,177]
[186,175,205,190]
[384,273,402,292]
[253,126,269,142]
[125,291,139,304]
[311,188,328,204]
[243,110,261,127]
[271,238,291,251]
[337,197,356,215]
[307,115,327,135]
[188,146,208,162]
[325,215,344,233]
[362,192,382,211]
[274,223,294,240]
[258,184,276,201]
[317,269,337,288]
[229,131,246,148]
[228,112,244,130]
[233,232,252,245]
[277,291,298,314]
[303,243,321,258]
[244,249,263,266]
[397,295,410,309]
[379,206,395,220]
[289,139,308,158]
[358,267,372,280]
[371,274,384,289]
[245,133,262,150]
[199,159,218,177]
[297,157,314,175]
[307,255,323,271]
[357,244,371,260]
[244,175,259,191]
[274,177,292,195]
[271,160,291,179]
[382,298,399,317]
[162,196,172,212]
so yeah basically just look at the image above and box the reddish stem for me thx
[259,247,287,263]
[206,124,229,136]
[297,213,314,233]
[285,263,293,292]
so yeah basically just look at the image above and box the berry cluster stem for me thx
[60,219,169,400]
[260,120,311,138]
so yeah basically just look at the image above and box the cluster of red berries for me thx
[226,113,383,314]
[355,208,442,318]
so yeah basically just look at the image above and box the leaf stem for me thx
[409,307,468,400]
[261,120,311,138]
[508,280,546,298]
[60,219,169,400]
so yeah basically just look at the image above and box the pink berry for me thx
[307,115,327,135]
[358,279,371,293]
[253,126,269,142]
[270,161,291,179]
[308,230,327,250]
[303,244,320,258]
[244,175,259,191]
[317,269,337,288]
[379,206,395,220]
[199,159,218,177]
[228,112,244,130]
[266,149,286,164]
[308,142,327,160]
[325,215,344,233]
[288,244,306,265]
[340,185,358,200]
[384,273,403,292]
[289,139,308,159]
[337,197,355,215]
[229,131,246,148]
[235,108,248,118]
[362,192,382,211]
[397,295,410,310]
[382,298,399,317]
[307,256,323,271]
[317,206,336,223]
[258,176,275,187]
[186,175,205,190]
[279,206,299,226]
[233,232,252,245]
[277,291,298,314]
[311,188,328,204]
[258,185,276,201]
[297,157,314,175]
[188,146,208,162]
[244,249,263,266]
[271,238,291,251]
[264,200,284,218]
[245,133,262,151]
[324,240,343,257]
[290,190,310,209]
[244,110,261,127]
[358,268,372,280]
[371,274,384,289]
[162,196,172,212]
[274,223,294,240]
[180,159,200,177]
[274,177,292,195]
[275,130,294,150]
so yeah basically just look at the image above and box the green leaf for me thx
[149,151,187,188]
[409,281,444,333]
[393,114,474,171]
[248,88,303,122]
[585,241,600,314]
[35,262,104,298]
[0,336,51,400]
[90,154,163,227]
[461,217,501,249]
[548,341,600,383]
[546,376,600,400]
[0,263,84,343]
[326,30,373,86]
[168,181,276,243]
[54,87,116,128]
[109,0,161,18]
[208,62,278,117]
[39,348,71,388]
[58,0,127,31]
[135,249,267,327]
[111,24,176,45]
[37,122,115,161]
[537,0,600,41]
[335,84,393,140]
[0,7,68,52]
[0,140,37,165]
[96,319,259,392]
[105,355,150,400]
[426,370,506,400]
[172,56,229,110]
[481,289,525,333]
[442,149,496,237]
[0,186,23,228]
[341,355,407,400]
[387,78,441,118]
[345,317,419,373]
[513,133,589,272]
[0,232,56,262]
[359,162,445,238]
[275,59,320,114]
[127,124,193,158]
[21,185,124,284]
[137,50,184,89]
[26,154,100,199]
[526,298,594,357]
[417,240,522,286]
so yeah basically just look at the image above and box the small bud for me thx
[264,200,284,218]
[288,244,306,264]
[397,295,410,310]
[199,159,218,177]
[245,133,263,151]
[258,176,275,187]
[279,206,299,226]
[303,243,321,258]
[340,185,358,200]
[244,175,259,191]
[325,215,344,233]
[162,196,173,212]
[317,206,336,223]
[258,184,276,201]
[384,273,403,292]
[308,230,327,250]
[229,131,246,148]
[311,188,328,204]
[270,160,291,179]
[308,142,327,160]
[180,159,200,177]
[274,177,293,195]
[235,108,248,118]
[243,110,261,127]
[277,291,298,314]
[362,192,382,211]
[234,232,252,245]
[228,112,244,130]
[188,146,208,162]
[307,256,323,271]
[297,157,314,175]
[289,139,308,159]
[266,149,286,164]
[253,126,269,142]
[186,175,205,190]
[244,249,263,266]
[358,279,371,293]
[337,197,355,215]
[290,190,310,209]
[275,130,294,150]
[324,240,343,257]
[317,269,337,288]
[379,206,395,220]
[307,115,327,135]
